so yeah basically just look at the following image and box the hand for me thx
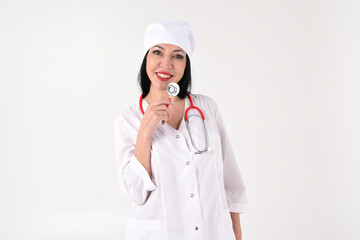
[139,98,173,137]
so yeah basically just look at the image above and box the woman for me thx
[114,18,248,240]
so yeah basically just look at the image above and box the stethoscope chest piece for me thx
[167,82,180,97]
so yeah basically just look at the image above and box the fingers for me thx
[151,99,174,107]
[149,101,172,119]
[145,98,176,124]
[156,109,171,123]
[152,104,171,113]
[146,105,171,123]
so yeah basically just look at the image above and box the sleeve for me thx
[213,101,249,213]
[114,115,157,205]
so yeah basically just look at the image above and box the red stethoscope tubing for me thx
[139,92,205,121]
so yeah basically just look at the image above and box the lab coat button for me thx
[190,193,194,197]
[186,161,190,165]
[176,135,180,139]
[195,226,199,230]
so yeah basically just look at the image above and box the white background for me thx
[1,0,359,239]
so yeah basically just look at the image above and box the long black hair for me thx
[138,50,192,99]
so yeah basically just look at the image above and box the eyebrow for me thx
[153,45,185,54]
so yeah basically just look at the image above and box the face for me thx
[146,43,187,92]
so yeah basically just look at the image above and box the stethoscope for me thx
[139,83,208,154]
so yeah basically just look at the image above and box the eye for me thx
[174,54,184,59]
[152,50,161,55]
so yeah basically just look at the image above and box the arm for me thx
[133,98,173,178]
[230,212,242,240]
[114,99,172,205]
[210,97,248,237]
[134,127,153,178]
[114,116,158,205]
[213,100,248,213]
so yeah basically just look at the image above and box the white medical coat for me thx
[114,93,248,240]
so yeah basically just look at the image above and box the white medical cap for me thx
[144,18,196,59]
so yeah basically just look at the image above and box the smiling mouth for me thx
[156,72,173,81]
[156,73,172,78]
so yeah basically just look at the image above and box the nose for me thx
[159,56,173,69]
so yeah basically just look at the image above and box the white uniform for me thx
[114,93,248,240]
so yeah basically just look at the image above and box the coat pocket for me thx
[126,218,166,240]
[210,132,223,170]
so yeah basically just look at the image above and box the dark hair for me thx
[138,50,192,99]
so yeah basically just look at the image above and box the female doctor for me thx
[114,18,248,240]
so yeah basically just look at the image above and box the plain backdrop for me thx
[1,0,359,239]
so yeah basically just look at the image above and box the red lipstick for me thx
[156,72,173,82]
